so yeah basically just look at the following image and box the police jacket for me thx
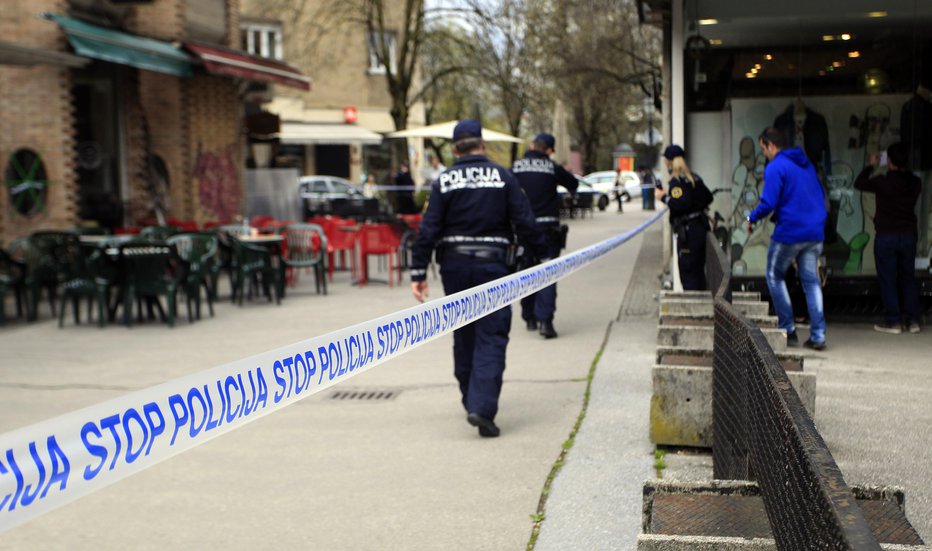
[511,150,578,223]
[410,154,547,282]
[662,173,713,225]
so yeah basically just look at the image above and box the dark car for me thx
[558,178,610,215]
[298,175,379,219]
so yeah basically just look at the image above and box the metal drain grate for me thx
[329,389,399,401]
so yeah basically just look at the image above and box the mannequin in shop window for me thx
[773,97,831,176]
[900,83,932,171]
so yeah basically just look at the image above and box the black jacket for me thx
[410,154,546,281]
[853,167,921,235]
[511,150,578,222]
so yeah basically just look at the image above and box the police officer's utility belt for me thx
[444,244,507,261]
[535,216,560,224]
[672,211,705,228]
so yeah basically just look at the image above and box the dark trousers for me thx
[676,219,707,291]
[440,257,511,420]
[874,232,920,325]
[520,229,562,322]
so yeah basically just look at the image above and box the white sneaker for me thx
[908,323,921,334]
[873,323,902,334]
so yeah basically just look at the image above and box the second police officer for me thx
[654,145,714,290]
[410,120,547,438]
[511,132,578,338]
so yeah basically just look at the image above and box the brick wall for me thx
[137,71,190,221]
[128,0,185,42]
[187,75,243,224]
[0,0,76,245]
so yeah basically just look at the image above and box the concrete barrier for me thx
[649,364,816,447]
[660,299,769,318]
[638,481,928,550]
[657,325,787,352]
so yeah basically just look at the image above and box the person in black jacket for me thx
[410,120,547,437]
[394,161,418,214]
[655,145,713,290]
[854,142,922,334]
[512,132,578,338]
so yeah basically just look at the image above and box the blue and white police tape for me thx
[0,208,666,532]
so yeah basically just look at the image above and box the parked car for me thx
[558,178,610,214]
[298,175,379,218]
[584,170,642,202]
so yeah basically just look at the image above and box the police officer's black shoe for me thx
[539,320,558,339]
[526,319,539,331]
[467,412,500,437]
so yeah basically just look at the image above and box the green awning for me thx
[44,14,192,77]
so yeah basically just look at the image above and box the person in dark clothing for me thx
[655,145,713,290]
[394,161,418,214]
[410,120,547,438]
[512,132,578,339]
[854,142,923,334]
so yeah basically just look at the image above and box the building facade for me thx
[640,0,932,301]
[240,0,426,186]
[1,0,308,244]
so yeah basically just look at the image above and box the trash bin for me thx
[641,184,656,210]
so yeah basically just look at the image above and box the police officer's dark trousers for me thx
[440,253,511,420]
[676,218,708,290]
[520,227,561,322]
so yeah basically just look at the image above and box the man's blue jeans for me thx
[765,240,826,343]
[874,232,920,325]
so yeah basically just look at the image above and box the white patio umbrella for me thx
[385,120,523,143]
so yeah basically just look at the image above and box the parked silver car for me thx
[298,175,377,218]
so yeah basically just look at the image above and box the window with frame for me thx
[240,23,283,60]
[367,31,397,75]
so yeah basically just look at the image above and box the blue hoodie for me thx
[749,147,826,244]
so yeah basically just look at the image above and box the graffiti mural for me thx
[729,95,913,277]
[195,145,240,222]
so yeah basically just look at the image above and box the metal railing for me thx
[708,231,883,549]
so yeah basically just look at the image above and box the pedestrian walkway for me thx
[2,204,928,549]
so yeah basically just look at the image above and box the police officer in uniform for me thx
[512,132,578,338]
[655,145,713,290]
[410,120,547,438]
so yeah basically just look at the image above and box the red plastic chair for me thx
[166,218,199,232]
[114,226,142,235]
[251,215,275,230]
[321,217,358,281]
[202,220,229,230]
[357,223,402,287]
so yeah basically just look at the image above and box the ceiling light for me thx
[822,35,835,41]
[848,51,861,58]
[832,61,844,68]
[745,72,756,79]
[819,70,826,76]
[867,11,887,18]
[764,54,773,61]
[750,67,758,74]
[753,64,762,70]
[841,33,852,40]
[709,39,723,45]
[698,18,719,25]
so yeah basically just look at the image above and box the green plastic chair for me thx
[276,223,328,297]
[56,238,111,328]
[167,233,218,321]
[140,225,180,242]
[0,248,27,324]
[19,231,79,320]
[116,242,178,327]
[230,236,281,306]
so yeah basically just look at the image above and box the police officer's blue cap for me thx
[663,144,686,160]
[534,133,556,149]
[453,119,483,141]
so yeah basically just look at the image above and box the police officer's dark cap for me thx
[534,133,556,149]
[453,119,483,141]
[663,144,686,160]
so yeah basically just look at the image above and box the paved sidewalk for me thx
[2,205,929,549]
[0,206,654,550]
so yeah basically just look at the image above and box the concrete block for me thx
[657,325,786,352]
[650,364,816,448]
[731,301,770,317]
[660,299,713,317]
[656,346,804,372]
[660,290,712,300]
[732,291,760,301]
[639,481,929,550]
[659,313,779,329]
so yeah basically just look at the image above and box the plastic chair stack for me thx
[167,233,218,321]
[276,223,327,296]
[313,216,359,282]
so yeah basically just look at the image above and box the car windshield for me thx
[331,181,351,193]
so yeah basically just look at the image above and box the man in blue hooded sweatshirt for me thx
[747,127,827,350]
